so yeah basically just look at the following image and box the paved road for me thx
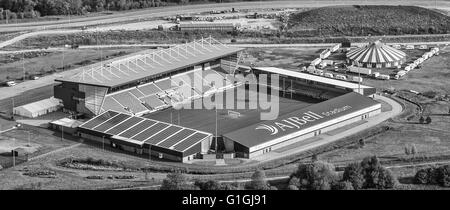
[2,40,449,54]
[1,1,448,33]
[28,143,82,161]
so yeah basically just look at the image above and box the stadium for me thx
[54,38,381,163]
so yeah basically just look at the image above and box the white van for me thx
[6,81,17,87]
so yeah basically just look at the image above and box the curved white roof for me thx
[347,40,406,64]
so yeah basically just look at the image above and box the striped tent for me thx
[346,40,406,68]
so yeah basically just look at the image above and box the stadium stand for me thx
[141,95,167,110]
[137,83,163,96]
[155,78,177,91]
[111,91,148,114]
[102,96,126,113]
[128,88,145,98]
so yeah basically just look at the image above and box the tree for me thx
[360,156,397,189]
[291,161,338,190]
[404,146,411,156]
[426,116,432,124]
[411,144,417,157]
[342,162,364,189]
[247,169,271,190]
[436,165,450,187]
[194,180,223,190]
[359,139,365,148]
[419,116,425,124]
[287,177,300,190]
[332,181,354,190]
[160,172,196,190]
[221,182,243,190]
[415,168,432,184]
[311,154,318,162]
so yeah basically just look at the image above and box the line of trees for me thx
[1,0,222,20]
[160,169,277,190]
[287,156,398,190]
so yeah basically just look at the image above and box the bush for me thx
[436,165,450,187]
[332,181,354,190]
[414,165,450,187]
[246,170,271,190]
[221,182,244,190]
[194,180,223,190]
[342,163,364,189]
[160,172,198,190]
[415,168,433,184]
[290,161,338,190]
[361,156,397,189]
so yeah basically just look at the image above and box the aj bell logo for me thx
[256,124,279,135]
[255,111,324,135]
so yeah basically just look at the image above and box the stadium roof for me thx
[254,67,373,90]
[78,110,212,153]
[56,37,243,88]
[347,40,406,64]
[223,92,380,149]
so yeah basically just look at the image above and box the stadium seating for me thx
[141,95,167,110]
[128,88,145,98]
[175,85,200,99]
[111,91,148,114]
[102,96,126,113]
[137,83,163,96]
[289,82,324,99]
[155,78,177,91]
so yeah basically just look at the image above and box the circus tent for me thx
[346,40,406,68]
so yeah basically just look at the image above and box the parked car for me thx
[6,81,17,87]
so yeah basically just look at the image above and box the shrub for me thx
[436,165,450,187]
[426,116,432,124]
[194,180,223,190]
[342,162,364,189]
[332,181,354,190]
[160,172,197,190]
[419,116,425,124]
[415,168,433,184]
[246,170,271,190]
[221,182,243,190]
[414,165,450,187]
[361,156,397,189]
[291,161,338,190]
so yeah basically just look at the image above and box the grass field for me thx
[145,85,320,134]
[0,47,147,83]
[364,48,450,93]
